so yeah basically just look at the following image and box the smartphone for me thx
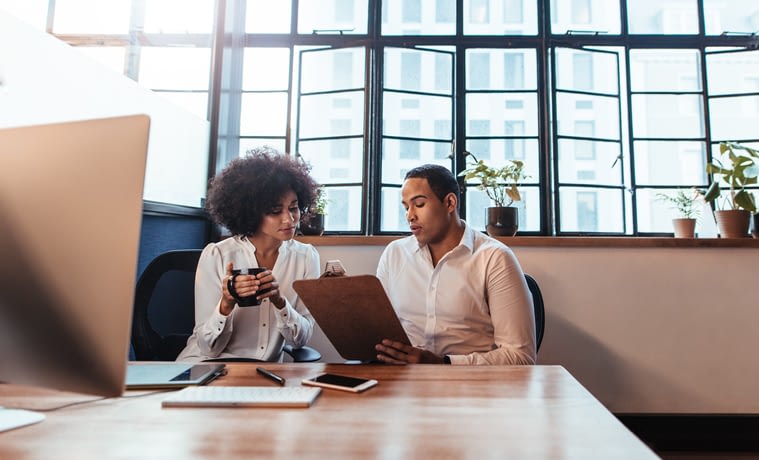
[302,373,378,393]
[323,260,346,277]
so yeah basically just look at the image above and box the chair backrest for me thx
[131,249,202,361]
[131,248,322,363]
[524,274,545,353]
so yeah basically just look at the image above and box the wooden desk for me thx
[0,364,657,459]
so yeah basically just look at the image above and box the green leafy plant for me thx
[458,151,529,207]
[655,188,701,219]
[702,142,759,213]
[313,186,329,215]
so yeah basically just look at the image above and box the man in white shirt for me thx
[374,164,536,365]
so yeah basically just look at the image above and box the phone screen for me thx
[311,373,369,388]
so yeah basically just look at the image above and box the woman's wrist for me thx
[220,299,235,316]
[272,297,286,310]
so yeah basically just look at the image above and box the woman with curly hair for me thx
[177,147,321,362]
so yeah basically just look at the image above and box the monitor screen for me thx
[0,115,149,404]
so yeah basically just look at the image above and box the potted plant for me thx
[702,142,759,238]
[655,189,701,238]
[300,186,328,236]
[458,150,529,236]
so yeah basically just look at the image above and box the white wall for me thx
[0,9,210,207]
[309,243,759,415]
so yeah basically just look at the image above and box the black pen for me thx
[256,367,286,386]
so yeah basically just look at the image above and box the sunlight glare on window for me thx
[246,0,292,33]
[52,0,131,34]
[243,48,291,91]
[298,0,368,34]
[138,47,211,90]
[0,0,48,30]
[143,0,214,33]
[74,47,127,75]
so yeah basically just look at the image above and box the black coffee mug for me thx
[229,268,269,307]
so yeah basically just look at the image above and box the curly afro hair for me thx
[206,146,320,236]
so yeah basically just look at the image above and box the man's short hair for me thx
[404,164,460,203]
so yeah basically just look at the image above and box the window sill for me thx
[296,235,759,248]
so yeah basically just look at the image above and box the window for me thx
[335,0,355,23]
[333,52,355,89]
[469,120,491,160]
[505,121,526,160]
[504,0,524,23]
[298,0,369,34]
[627,0,699,34]
[572,53,593,92]
[469,52,491,88]
[468,0,489,24]
[576,192,598,231]
[504,52,525,89]
[402,0,421,23]
[401,52,422,90]
[574,121,596,160]
[435,53,452,91]
[331,139,351,160]
[399,120,421,160]
[42,2,759,236]
[436,0,455,23]
[42,0,214,207]
[328,189,350,228]
[330,167,350,178]
[572,0,592,24]
[703,0,759,35]
[434,119,451,159]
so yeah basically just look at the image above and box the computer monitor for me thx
[0,114,150,431]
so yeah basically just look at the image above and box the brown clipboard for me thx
[292,275,410,362]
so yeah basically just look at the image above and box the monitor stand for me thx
[0,407,45,432]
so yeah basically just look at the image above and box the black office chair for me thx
[131,249,321,362]
[524,274,545,353]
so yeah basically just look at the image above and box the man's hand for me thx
[374,339,445,365]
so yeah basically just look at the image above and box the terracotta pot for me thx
[672,218,696,238]
[714,209,750,238]
[299,214,324,236]
[486,207,518,237]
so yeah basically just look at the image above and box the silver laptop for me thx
[125,363,226,390]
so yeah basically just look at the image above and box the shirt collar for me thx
[412,220,476,256]
[236,234,290,255]
[459,222,476,254]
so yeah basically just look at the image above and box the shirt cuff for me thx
[274,299,295,325]
[210,306,228,332]
[447,354,465,365]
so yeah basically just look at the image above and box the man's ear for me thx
[445,193,457,212]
